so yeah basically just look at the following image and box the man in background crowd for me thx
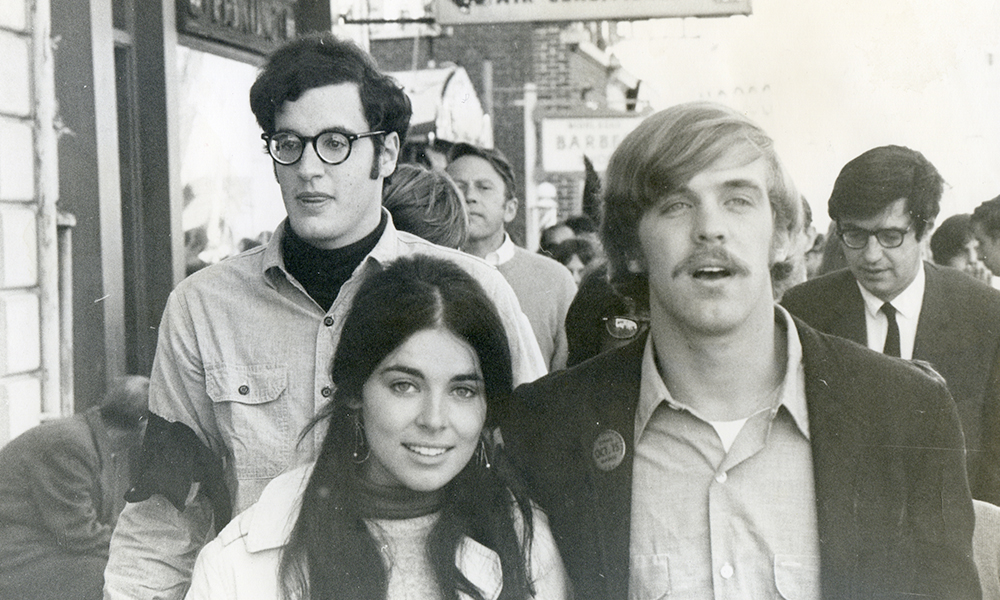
[930,213,991,282]
[501,103,979,599]
[782,145,1000,504]
[972,194,1000,280]
[0,376,149,600]
[447,142,577,371]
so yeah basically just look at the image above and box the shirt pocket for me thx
[630,553,670,600]
[773,553,820,600]
[206,364,291,481]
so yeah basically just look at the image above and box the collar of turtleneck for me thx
[355,477,445,520]
[281,213,387,311]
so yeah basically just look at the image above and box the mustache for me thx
[672,246,752,279]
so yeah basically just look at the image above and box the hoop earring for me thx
[476,436,491,470]
[352,413,370,464]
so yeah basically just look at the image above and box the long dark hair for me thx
[279,255,535,600]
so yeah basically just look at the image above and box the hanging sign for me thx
[177,0,297,55]
[541,115,644,173]
[434,0,751,25]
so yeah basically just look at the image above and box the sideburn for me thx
[369,141,383,179]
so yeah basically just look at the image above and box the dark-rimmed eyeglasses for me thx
[838,225,911,249]
[262,130,385,166]
[602,316,650,340]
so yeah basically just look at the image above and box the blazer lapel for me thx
[826,273,868,346]
[797,322,864,599]
[585,336,645,600]
[912,263,951,361]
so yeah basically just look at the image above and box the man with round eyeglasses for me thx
[104,33,545,600]
[262,129,385,167]
[782,144,1000,505]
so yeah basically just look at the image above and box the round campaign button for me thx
[592,429,626,471]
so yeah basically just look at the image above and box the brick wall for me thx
[0,0,43,444]
[371,22,625,238]
[373,23,536,242]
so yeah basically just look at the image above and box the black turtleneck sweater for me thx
[281,214,387,312]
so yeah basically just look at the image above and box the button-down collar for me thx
[636,305,809,443]
[263,209,413,291]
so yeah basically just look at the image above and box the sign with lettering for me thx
[434,0,750,25]
[541,115,644,173]
[177,0,297,55]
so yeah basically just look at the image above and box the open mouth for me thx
[691,266,733,280]
[404,444,450,457]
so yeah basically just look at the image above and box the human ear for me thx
[769,227,793,265]
[503,197,519,223]
[378,132,401,178]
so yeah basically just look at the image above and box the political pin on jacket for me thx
[592,429,626,471]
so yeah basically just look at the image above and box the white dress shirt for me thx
[857,263,925,360]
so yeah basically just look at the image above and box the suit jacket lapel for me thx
[913,262,951,361]
[586,335,645,600]
[827,273,868,346]
[797,322,864,599]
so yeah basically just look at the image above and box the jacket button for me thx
[321,386,333,397]
[323,316,334,327]
[238,384,250,395]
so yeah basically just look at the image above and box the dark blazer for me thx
[501,319,979,600]
[782,263,1000,503]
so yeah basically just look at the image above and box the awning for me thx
[389,66,493,148]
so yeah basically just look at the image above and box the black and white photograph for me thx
[1,0,998,597]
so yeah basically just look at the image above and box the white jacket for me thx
[185,465,570,600]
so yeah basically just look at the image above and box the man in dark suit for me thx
[782,146,1000,504]
[500,104,979,599]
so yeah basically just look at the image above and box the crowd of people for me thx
[3,30,1000,599]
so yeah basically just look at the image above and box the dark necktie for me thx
[881,302,900,358]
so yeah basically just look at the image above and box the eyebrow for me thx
[665,178,766,201]
[719,179,767,194]
[380,365,483,383]
[274,125,357,136]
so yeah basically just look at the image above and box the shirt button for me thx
[720,563,734,579]
[321,386,333,398]
[323,316,334,327]
[715,471,728,484]
[238,384,250,395]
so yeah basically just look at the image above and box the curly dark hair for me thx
[249,32,411,147]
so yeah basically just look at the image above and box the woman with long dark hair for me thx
[185,255,568,600]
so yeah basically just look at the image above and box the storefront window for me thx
[177,46,283,276]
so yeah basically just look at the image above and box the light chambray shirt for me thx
[152,211,544,510]
[629,306,820,600]
[858,261,925,360]
[104,211,545,600]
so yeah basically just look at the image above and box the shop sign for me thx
[541,115,644,173]
[177,0,297,55]
[434,0,750,25]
